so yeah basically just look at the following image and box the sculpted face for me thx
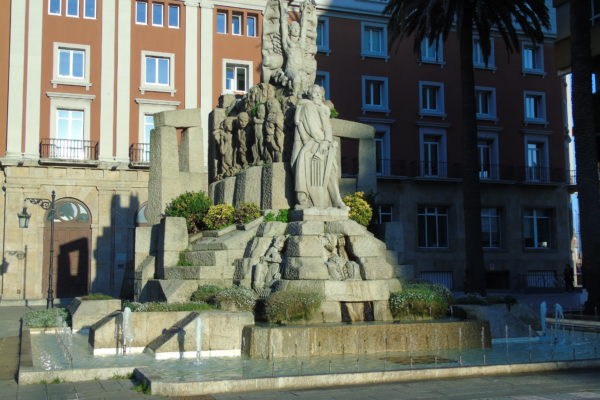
[309,84,323,101]
[289,21,300,38]
[224,118,234,131]
[238,112,250,128]
[257,104,266,119]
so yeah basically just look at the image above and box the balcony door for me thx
[55,109,85,159]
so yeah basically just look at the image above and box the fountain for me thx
[54,314,73,368]
[540,301,547,335]
[121,307,134,355]
[195,316,202,363]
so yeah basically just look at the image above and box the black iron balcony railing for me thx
[40,138,98,161]
[130,143,151,165]
[567,168,600,186]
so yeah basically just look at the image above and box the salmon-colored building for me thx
[0,0,571,303]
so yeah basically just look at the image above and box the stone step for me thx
[145,279,199,303]
[183,250,230,267]
[164,265,235,280]
[190,228,257,251]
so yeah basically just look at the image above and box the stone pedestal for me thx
[288,207,349,222]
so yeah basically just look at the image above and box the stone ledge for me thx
[289,208,349,222]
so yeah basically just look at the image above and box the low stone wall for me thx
[89,310,254,358]
[243,320,491,358]
[68,298,122,331]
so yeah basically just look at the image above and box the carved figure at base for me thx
[252,235,285,289]
[252,104,266,163]
[220,118,236,176]
[291,85,348,209]
[235,112,250,169]
[323,234,361,281]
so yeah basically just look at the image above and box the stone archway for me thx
[42,198,92,299]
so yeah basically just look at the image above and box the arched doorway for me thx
[42,199,92,298]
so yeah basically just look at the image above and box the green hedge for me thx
[265,290,323,323]
[203,204,235,230]
[122,301,213,312]
[23,308,69,328]
[389,283,452,320]
[164,191,213,233]
[342,192,372,226]
[190,285,224,304]
[234,202,261,225]
[263,209,289,223]
[214,287,257,312]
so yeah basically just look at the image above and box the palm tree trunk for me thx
[571,0,600,313]
[459,7,486,295]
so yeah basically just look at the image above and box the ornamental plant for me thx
[234,202,261,225]
[202,204,235,230]
[122,301,213,312]
[265,290,324,324]
[164,191,213,234]
[23,308,70,328]
[342,192,372,226]
[389,283,452,320]
[214,287,257,312]
[263,209,289,223]
[190,285,224,304]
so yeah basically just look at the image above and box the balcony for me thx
[130,143,151,167]
[39,138,98,165]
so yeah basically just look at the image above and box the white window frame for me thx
[168,4,180,28]
[66,0,79,17]
[481,207,501,248]
[140,51,176,95]
[316,17,331,55]
[315,71,330,99]
[417,206,449,248]
[84,0,96,19]
[419,81,445,117]
[420,37,443,64]
[522,43,545,75]
[523,208,552,249]
[136,1,148,25]
[473,37,496,69]
[231,13,242,36]
[419,127,447,178]
[49,0,61,15]
[222,59,253,94]
[475,86,497,120]
[361,76,390,113]
[361,22,388,60]
[377,205,393,224]
[524,135,550,182]
[373,124,391,176]
[217,12,227,34]
[52,42,92,89]
[477,132,499,180]
[152,2,164,27]
[523,91,547,125]
[47,92,95,144]
[246,14,257,37]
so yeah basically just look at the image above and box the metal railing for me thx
[130,143,151,165]
[525,270,557,288]
[40,138,98,161]
[419,271,453,290]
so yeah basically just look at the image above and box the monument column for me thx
[184,1,201,109]
[199,0,214,170]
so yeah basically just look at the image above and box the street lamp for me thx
[17,191,56,309]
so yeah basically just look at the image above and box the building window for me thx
[46,91,94,160]
[418,206,448,248]
[361,76,389,113]
[419,81,445,117]
[67,0,79,17]
[224,62,251,93]
[135,98,179,162]
[361,22,387,59]
[373,125,391,176]
[315,71,330,99]
[477,135,499,179]
[136,1,148,24]
[168,5,179,28]
[523,208,552,248]
[475,87,497,120]
[217,12,227,34]
[420,37,443,64]
[522,43,544,74]
[141,51,175,94]
[524,91,546,124]
[55,109,85,159]
[84,0,96,19]
[316,17,330,54]
[49,0,61,15]
[377,205,393,224]
[525,137,549,182]
[473,38,495,69]
[52,43,91,89]
[481,208,501,248]
[247,15,257,37]
[422,135,442,177]
[593,0,600,25]
[152,3,164,26]
[232,14,242,35]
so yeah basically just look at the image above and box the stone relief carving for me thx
[252,235,285,289]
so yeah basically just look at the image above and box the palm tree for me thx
[384,0,549,294]
[570,0,600,313]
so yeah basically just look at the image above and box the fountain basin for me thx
[243,320,491,358]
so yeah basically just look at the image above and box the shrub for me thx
[176,252,193,267]
[190,285,223,304]
[80,293,115,300]
[389,283,452,320]
[265,290,324,323]
[263,209,289,223]
[23,308,69,328]
[330,108,339,118]
[342,192,372,226]
[234,202,261,225]
[164,191,213,234]
[122,301,213,312]
[203,204,235,230]
[214,287,257,312]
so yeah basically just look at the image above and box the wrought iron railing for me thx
[130,143,151,165]
[40,138,98,161]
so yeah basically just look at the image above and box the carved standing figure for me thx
[220,118,235,176]
[252,103,266,163]
[261,0,284,85]
[235,112,250,169]
[291,84,347,209]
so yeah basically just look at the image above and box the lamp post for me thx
[17,191,56,309]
